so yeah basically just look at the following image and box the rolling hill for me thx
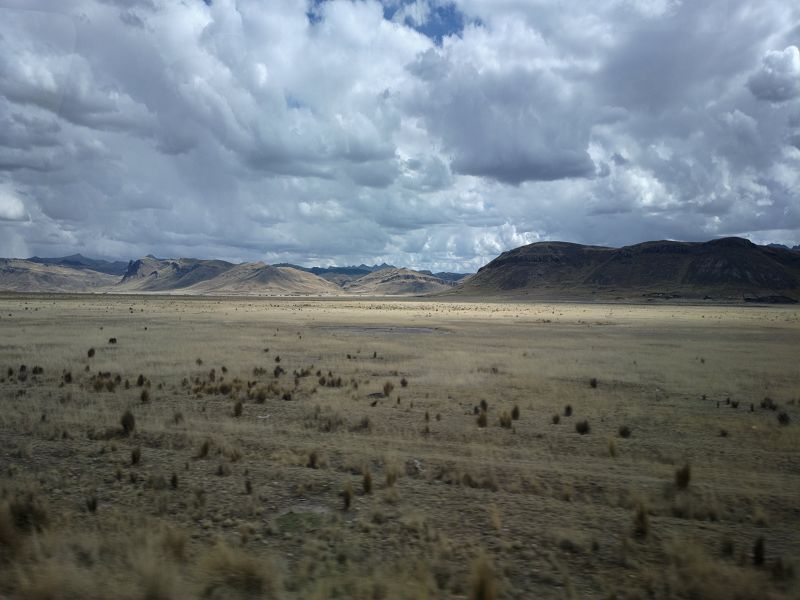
[456,237,800,301]
[27,254,129,276]
[0,259,117,292]
[343,268,456,295]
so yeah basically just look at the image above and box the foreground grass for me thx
[0,295,798,598]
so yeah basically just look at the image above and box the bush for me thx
[618,425,631,438]
[511,405,520,420]
[575,420,590,435]
[477,411,488,428]
[552,414,560,424]
[499,412,512,429]
[120,410,135,435]
[131,447,141,466]
[363,470,372,495]
[589,378,597,388]
[564,404,572,417]
[233,401,243,418]
[140,389,150,403]
[777,411,790,426]
[87,348,95,358]
[383,381,394,397]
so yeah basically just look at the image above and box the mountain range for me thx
[1,238,798,301]
[0,255,464,296]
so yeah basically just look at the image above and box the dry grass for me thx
[0,295,798,598]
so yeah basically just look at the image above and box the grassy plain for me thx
[0,294,798,599]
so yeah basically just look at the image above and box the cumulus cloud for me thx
[748,46,800,103]
[0,0,797,269]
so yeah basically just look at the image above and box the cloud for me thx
[0,0,798,269]
[748,46,800,103]
[0,189,26,221]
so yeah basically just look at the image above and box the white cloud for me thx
[748,46,800,103]
[0,0,798,269]
[0,189,26,221]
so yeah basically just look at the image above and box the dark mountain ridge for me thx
[457,237,800,301]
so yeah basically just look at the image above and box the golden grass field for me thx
[0,294,798,599]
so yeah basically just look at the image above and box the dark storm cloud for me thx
[0,0,798,267]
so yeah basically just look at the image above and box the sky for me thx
[0,0,798,271]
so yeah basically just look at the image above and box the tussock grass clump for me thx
[552,414,560,424]
[200,542,280,598]
[355,416,371,431]
[476,411,488,428]
[469,554,497,600]
[618,425,631,438]
[341,481,353,510]
[363,469,372,495]
[777,411,790,426]
[131,447,141,466]
[383,381,394,397]
[85,495,98,513]
[87,348,95,358]
[400,377,408,388]
[564,404,572,417]
[633,503,649,538]
[386,465,398,488]
[498,412,512,429]
[233,401,243,418]
[761,396,777,410]
[480,399,489,412]
[575,420,590,435]
[8,491,49,532]
[121,410,135,436]
[140,389,150,403]
[753,536,765,566]
[307,450,318,469]
[511,405,520,420]
[196,439,211,459]
[589,377,598,388]
[137,374,145,386]
[675,463,691,490]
